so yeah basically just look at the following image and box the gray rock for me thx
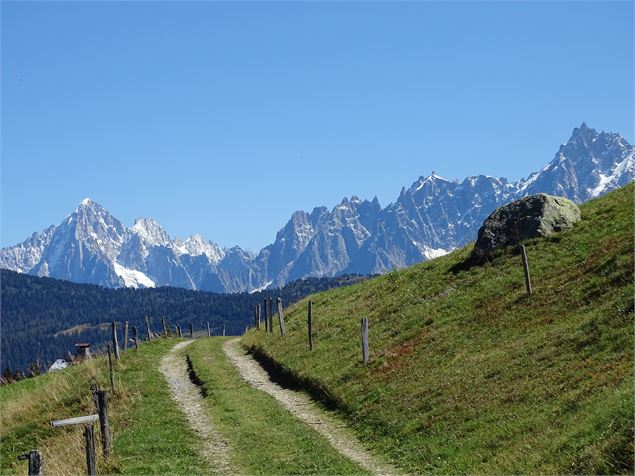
[472,193,581,260]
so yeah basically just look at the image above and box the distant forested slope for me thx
[1,270,368,373]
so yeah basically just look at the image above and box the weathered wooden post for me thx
[123,321,129,351]
[207,322,211,337]
[277,298,286,336]
[263,298,269,332]
[145,316,152,341]
[84,424,96,476]
[254,305,259,330]
[178,326,183,338]
[223,324,226,337]
[519,244,532,295]
[111,322,120,361]
[189,322,194,338]
[96,390,111,457]
[257,304,261,330]
[268,298,274,334]
[91,383,99,410]
[162,317,169,338]
[107,344,115,393]
[361,317,369,364]
[307,300,313,351]
[17,450,41,476]
[132,326,139,350]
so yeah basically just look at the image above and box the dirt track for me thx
[159,340,234,474]
[223,338,398,475]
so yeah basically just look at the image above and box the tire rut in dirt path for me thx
[160,340,235,475]
[223,338,399,476]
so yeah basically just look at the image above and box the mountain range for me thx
[2,123,633,293]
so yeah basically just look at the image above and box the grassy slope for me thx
[187,338,368,475]
[243,184,634,474]
[0,339,209,475]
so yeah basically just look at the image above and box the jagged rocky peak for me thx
[182,234,225,262]
[407,172,453,194]
[569,121,594,144]
[68,197,126,250]
[131,217,171,246]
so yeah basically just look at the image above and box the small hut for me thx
[74,343,92,361]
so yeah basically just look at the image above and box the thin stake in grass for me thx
[123,321,129,351]
[84,424,96,476]
[132,326,139,350]
[145,316,152,341]
[17,450,41,476]
[308,300,313,351]
[268,298,274,334]
[107,344,115,393]
[277,298,286,336]
[96,390,111,457]
[111,321,120,361]
[520,244,533,294]
[361,317,369,364]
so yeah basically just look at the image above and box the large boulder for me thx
[472,193,581,260]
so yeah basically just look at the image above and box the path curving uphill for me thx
[223,338,398,476]
[160,340,235,474]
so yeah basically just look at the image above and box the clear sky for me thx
[2,1,633,251]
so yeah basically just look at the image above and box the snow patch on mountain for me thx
[113,262,155,288]
[250,280,273,294]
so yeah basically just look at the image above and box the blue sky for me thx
[2,1,633,251]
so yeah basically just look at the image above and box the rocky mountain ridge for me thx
[1,123,633,292]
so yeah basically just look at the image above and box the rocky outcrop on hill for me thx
[472,194,581,260]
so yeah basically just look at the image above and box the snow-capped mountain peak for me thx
[131,217,171,247]
[181,234,225,262]
[1,123,632,293]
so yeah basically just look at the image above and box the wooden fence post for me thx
[254,305,259,330]
[277,298,286,336]
[257,304,261,330]
[162,317,169,338]
[361,317,369,364]
[223,324,226,337]
[207,322,211,337]
[17,450,41,476]
[111,322,120,361]
[91,383,99,411]
[268,298,274,334]
[96,390,111,457]
[107,344,115,393]
[308,300,313,351]
[145,316,152,341]
[263,299,268,332]
[189,322,194,338]
[177,326,182,338]
[84,424,96,476]
[132,326,139,350]
[123,321,129,351]
[519,244,532,294]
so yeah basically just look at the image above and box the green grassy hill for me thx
[243,184,634,474]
